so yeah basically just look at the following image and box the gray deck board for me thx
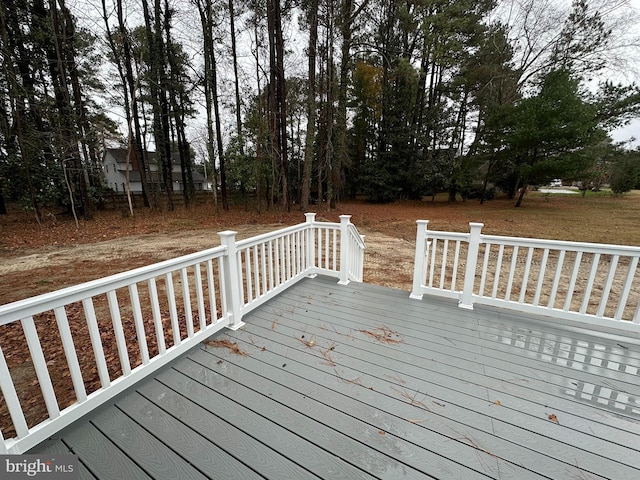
[267,284,640,443]
[220,318,624,479]
[29,275,640,480]
[63,421,153,479]
[140,373,377,480]
[185,347,500,480]
[276,280,640,422]
[32,438,97,480]
[239,309,638,468]
[118,388,305,480]
[91,406,209,480]
[277,281,640,397]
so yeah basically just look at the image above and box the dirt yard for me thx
[3,192,640,305]
[0,218,418,306]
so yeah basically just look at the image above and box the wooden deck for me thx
[30,275,640,479]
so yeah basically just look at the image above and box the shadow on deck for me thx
[31,276,640,480]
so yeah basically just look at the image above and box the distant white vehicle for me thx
[549,179,562,187]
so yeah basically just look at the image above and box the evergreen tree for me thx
[504,69,603,207]
[610,150,640,196]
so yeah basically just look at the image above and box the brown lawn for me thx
[2,190,640,304]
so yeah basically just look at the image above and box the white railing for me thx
[411,220,640,333]
[0,213,364,454]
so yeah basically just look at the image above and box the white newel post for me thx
[357,234,365,281]
[459,222,484,310]
[219,231,245,330]
[305,213,317,276]
[338,215,352,285]
[410,220,429,300]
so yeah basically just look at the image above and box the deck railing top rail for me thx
[478,233,640,255]
[0,214,365,454]
[411,220,640,333]
[0,246,228,327]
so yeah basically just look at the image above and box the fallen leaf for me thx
[378,430,385,435]
[204,338,248,356]
[297,335,316,348]
[494,400,501,406]
[358,326,402,344]
[548,413,559,424]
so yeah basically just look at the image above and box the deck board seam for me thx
[246,304,640,427]
[222,324,640,474]
[203,335,608,480]
[280,282,640,366]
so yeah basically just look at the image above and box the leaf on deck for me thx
[297,335,316,348]
[320,349,337,366]
[392,387,430,411]
[204,338,248,356]
[358,325,403,344]
[334,369,373,390]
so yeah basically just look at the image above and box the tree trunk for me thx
[253,17,265,213]
[155,0,174,210]
[0,4,42,221]
[267,0,289,211]
[480,153,496,205]
[0,188,6,214]
[47,0,88,220]
[61,2,95,217]
[515,182,527,207]
[300,0,317,211]
[164,0,194,207]
[195,0,219,211]
[193,0,226,209]
[229,0,244,156]
[141,0,173,210]
[107,0,152,207]
[325,1,335,210]
[334,0,362,208]
[211,43,228,210]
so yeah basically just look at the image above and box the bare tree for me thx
[497,0,640,87]
[193,0,220,211]
[300,0,318,211]
[102,0,153,209]
[267,0,289,210]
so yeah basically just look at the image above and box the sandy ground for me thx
[1,222,635,320]
[0,226,417,304]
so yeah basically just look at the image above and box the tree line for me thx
[1,0,640,221]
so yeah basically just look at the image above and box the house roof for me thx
[107,148,206,183]
[116,169,206,184]
[105,147,181,168]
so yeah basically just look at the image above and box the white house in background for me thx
[102,147,208,193]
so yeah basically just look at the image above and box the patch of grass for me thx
[170,218,198,228]
[333,191,640,247]
[3,190,640,256]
